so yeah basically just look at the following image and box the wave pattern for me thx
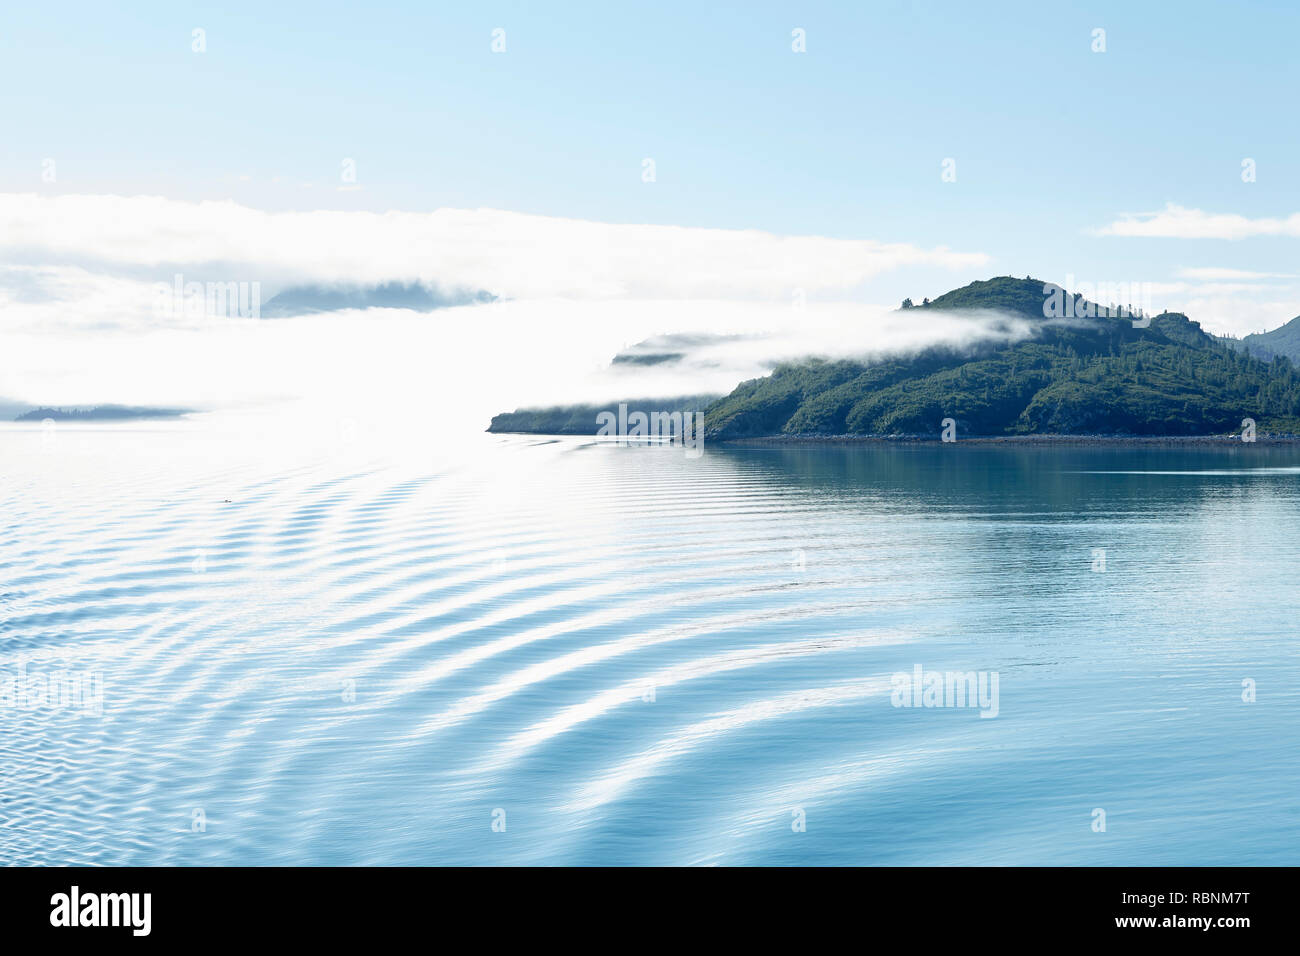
[3,431,1300,864]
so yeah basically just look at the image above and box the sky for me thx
[3,0,1300,417]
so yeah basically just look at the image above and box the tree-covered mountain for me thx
[13,404,190,422]
[1222,315,1300,364]
[488,395,719,435]
[704,277,1300,438]
[262,282,495,317]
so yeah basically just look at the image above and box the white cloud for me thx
[1095,203,1300,240]
[0,298,1035,437]
[0,193,989,305]
[0,193,999,421]
[1176,294,1299,339]
[1176,267,1297,281]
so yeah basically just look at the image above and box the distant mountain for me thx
[488,395,720,435]
[1223,315,1300,363]
[704,276,1300,439]
[0,397,32,420]
[262,282,495,317]
[14,405,189,422]
[610,333,751,367]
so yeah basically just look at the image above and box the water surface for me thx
[3,427,1297,864]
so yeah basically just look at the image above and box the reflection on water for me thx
[2,426,1298,864]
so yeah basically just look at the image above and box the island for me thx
[489,277,1300,441]
[13,405,191,422]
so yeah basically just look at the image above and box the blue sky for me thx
[3,0,1300,334]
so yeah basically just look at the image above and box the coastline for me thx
[717,433,1300,446]
[487,429,1300,445]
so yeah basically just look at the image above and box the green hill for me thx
[1225,315,1300,364]
[705,276,1300,439]
[488,395,718,434]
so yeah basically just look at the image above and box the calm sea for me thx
[3,424,1298,864]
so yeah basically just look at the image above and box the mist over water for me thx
[1,296,1038,424]
[4,421,1297,864]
